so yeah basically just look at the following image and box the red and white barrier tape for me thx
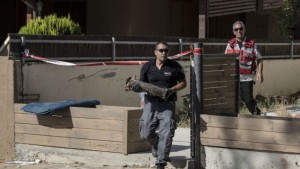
[168,48,201,59]
[24,48,201,66]
[29,55,148,66]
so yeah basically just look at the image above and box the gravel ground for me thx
[0,162,149,169]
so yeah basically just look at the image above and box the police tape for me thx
[23,48,202,66]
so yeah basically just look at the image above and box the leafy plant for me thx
[18,14,81,35]
[273,0,300,38]
[178,94,299,124]
[240,95,299,116]
[176,94,191,127]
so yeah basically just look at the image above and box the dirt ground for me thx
[0,162,148,169]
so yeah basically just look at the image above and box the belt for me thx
[145,96,175,103]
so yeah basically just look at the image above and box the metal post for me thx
[179,39,183,60]
[290,40,294,59]
[20,36,26,103]
[235,57,240,115]
[21,36,25,64]
[190,63,194,159]
[191,42,203,169]
[112,37,116,61]
[7,38,11,57]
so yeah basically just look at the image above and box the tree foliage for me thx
[273,0,300,38]
[18,14,81,35]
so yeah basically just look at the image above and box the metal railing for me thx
[203,41,300,59]
[1,35,299,61]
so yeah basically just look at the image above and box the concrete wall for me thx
[0,57,14,160]
[202,146,300,169]
[16,59,300,108]
[18,61,190,108]
[254,59,300,97]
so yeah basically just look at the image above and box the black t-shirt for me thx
[139,59,185,101]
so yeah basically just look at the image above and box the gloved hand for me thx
[131,84,143,92]
[162,88,174,100]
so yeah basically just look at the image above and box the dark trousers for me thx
[240,81,260,114]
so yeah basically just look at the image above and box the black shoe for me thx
[253,107,261,115]
[165,157,171,162]
[157,164,165,169]
[152,146,158,157]
[254,110,261,115]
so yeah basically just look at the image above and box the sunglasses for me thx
[234,27,244,31]
[157,49,169,53]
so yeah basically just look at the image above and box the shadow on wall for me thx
[68,69,117,82]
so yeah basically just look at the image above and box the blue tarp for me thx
[21,99,100,115]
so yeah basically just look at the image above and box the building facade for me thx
[1,0,296,45]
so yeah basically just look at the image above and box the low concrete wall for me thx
[17,59,300,108]
[17,61,191,107]
[0,57,14,160]
[13,59,300,107]
[202,146,300,169]
[254,59,300,97]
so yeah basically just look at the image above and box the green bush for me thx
[273,0,300,37]
[18,14,81,35]
[176,94,191,127]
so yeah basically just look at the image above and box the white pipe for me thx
[20,0,35,10]
[0,36,10,54]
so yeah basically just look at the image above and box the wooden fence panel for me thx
[202,54,239,116]
[200,114,300,154]
[14,104,150,154]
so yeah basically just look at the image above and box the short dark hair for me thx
[155,41,169,49]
